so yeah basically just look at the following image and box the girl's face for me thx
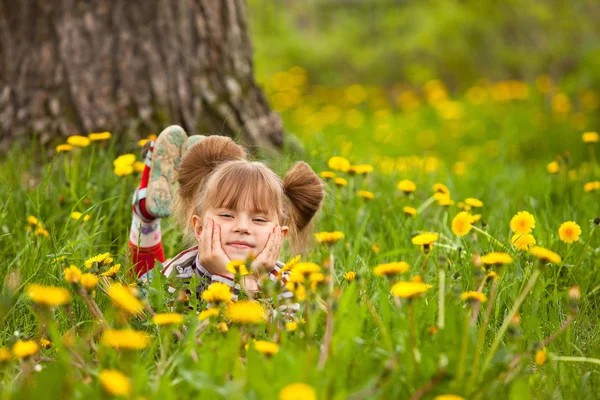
[199,207,288,261]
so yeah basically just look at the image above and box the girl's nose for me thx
[233,218,250,233]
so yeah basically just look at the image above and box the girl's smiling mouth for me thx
[227,241,254,249]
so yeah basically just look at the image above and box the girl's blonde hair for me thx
[173,136,325,255]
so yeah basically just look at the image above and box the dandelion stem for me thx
[573,224,596,270]
[416,195,436,214]
[437,268,445,330]
[471,226,506,250]
[481,267,541,373]
[318,250,335,370]
[455,314,471,389]
[407,300,419,372]
[553,356,600,366]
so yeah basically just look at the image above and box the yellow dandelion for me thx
[373,262,409,277]
[217,322,229,333]
[486,271,498,281]
[433,183,450,195]
[582,131,599,143]
[279,383,316,400]
[451,212,472,237]
[251,340,280,356]
[225,301,266,324]
[34,226,50,238]
[460,291,488,303]
[319,171,336,180]
[226,260,249,276]
[114,163,134,177]
[80,273,99,290]
[411,232,439,245]
[201,282,232,304]
[0,347,11,362]
[12,340,39,359]
[403,206,417,216]
[70,211,90,222]
[55,144,73,153]
[198,308,219,321]
[546,161,560,174]
[397,179,417,194]
[438,196,454,207]
[328,156,351,172]
[465,197,483,208]
[84,252,113,269]
[26,284,70,306]
[101,329,151,350]
[39,338,52,349]
[583,181,600,192]
[314,231,344,245]
[99,369,131,396]
[334,177,348,187]
[390,281,432,299]
[100,264,121,277]
[133,161,145,173]
[344,271,356,282]
[357,190,375,200]
[511,233,536,251]
[286,321,298,331]
[63,265,82,284]
[510,211,535,234]
[66,135,90,147]
[108,283,144,316]
[281,255,301,273]
[434,395,465,400]
[152,313,184,325]
[480,252,514,266]
[535,349,547,366]
[113,154,136,167]
[27,216,39,226]
[350,164,374,175]
[558,221,581,244]
[530,246,562,264]
[88,131,112,141]
[371,243,380,253]
[289,262,321,278]
[470,214,481,223]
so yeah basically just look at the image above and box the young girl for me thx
[128,125,324,299]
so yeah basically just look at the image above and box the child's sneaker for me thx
[132,126,205,220]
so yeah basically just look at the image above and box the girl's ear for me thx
[281,225,289,238]
[192,215,203,241]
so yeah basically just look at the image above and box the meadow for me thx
[0,68,599,399]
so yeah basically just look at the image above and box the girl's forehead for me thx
[210,206,278,217]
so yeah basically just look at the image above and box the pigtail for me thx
[283,161,325,255]
[173,136,246,242]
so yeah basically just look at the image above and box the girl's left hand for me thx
[251,225,283,275]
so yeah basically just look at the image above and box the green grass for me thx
[1,79,600,399]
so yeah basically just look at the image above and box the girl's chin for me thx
[225,248,254,261]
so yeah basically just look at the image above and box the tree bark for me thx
[0,0,283,154]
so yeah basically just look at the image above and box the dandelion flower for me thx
[39,338,52,349]
[451,212,472,237]
[403,206,417,216]
[582,131,599,143]
[281,255,301,273]
[546,161,560,174]
[133,161,145,173]
[411,232,439,245]
[99,369,131,396]
[371,243,380,253]
[438,196,454,207]
[511,233,536,251]
[433,183,450,195]
[108,284,144,316]
[201,282,232,304]
[100,264,121,277]
[217,322,229,333]
[470,214,481,223]
[350,164,374,175]
[225,301,266,324]
[12,340,39,359]
[530,246,561,264]
[373,262,409,277]
[279,383,316,400]
[510,211,535,234]
[88,131,112,141]
[70,211,90,222]
[152,313,184,325]
[434,396,465,400]
[63,265,82,284]
[84,252,113,269]
[314,231,344,245]
[27,216,39,226]
[465,198,483,208]
[80,273,99,290]
[286,321,298,331]
[114,163,134,177]
[0,347,11,362]
[328,156,351,172]
[251,340,280,356]
[344,271,356,282]
[27,284,70,306]
[198,308,219,321]
[101,329,151,350]
[583,181,600,192]
[66,135,91,147]
[535,349,547,366]
[461,291,488,303]
[397,179,416,194]
[558,221,581,243]
[390,281,432,299]
[357,190,374,200]
[319,171,336,180]
[480,252,514,266]
[334,177,348,187]
[113,154,136,167]
[55,144,73,153]
[226,260,249,276]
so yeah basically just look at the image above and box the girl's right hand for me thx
[198,219,233,278]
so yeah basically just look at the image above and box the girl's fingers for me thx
[212,223,220,252]
[200,219,211,254]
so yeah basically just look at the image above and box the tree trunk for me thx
[0,0,284,154]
